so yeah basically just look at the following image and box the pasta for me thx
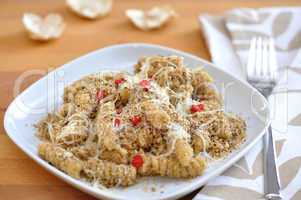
[38,143,83,179]
[137,152,206,178]
[83,158,137,187]
[36,55,246,188]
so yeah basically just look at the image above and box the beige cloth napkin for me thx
[195,7,301,200]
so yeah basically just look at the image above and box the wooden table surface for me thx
[1,0,300,199]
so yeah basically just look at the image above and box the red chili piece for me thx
[131,154,143,169]
[96,90,106,102]
[191,103,205,113]
[130,115,142,126]
[114,118,121,127]
[115,78,126,86]
[139,79,150,91]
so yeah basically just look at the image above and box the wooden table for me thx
[1,0,300,199]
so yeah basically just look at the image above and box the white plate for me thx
[4,43,269,200]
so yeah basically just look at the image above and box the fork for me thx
[246,37,282,200]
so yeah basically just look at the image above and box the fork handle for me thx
[263,126,282,200]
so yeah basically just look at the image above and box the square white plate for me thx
[4,43,269,200]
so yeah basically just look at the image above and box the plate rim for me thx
[4,43,270,200]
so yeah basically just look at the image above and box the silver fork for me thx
[246,37,282,200]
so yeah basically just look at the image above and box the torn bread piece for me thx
[66,0,113,19]
[22,13,65,41]
[126,6,176,31]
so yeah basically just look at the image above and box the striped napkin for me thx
[195,7,301,200]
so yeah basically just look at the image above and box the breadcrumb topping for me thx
[36,55,246,188]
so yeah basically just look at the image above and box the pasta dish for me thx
[36,55,246,188]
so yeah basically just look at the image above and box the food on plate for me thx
[36,55,246,187]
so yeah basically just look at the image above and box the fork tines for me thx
[247,37,279,83]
